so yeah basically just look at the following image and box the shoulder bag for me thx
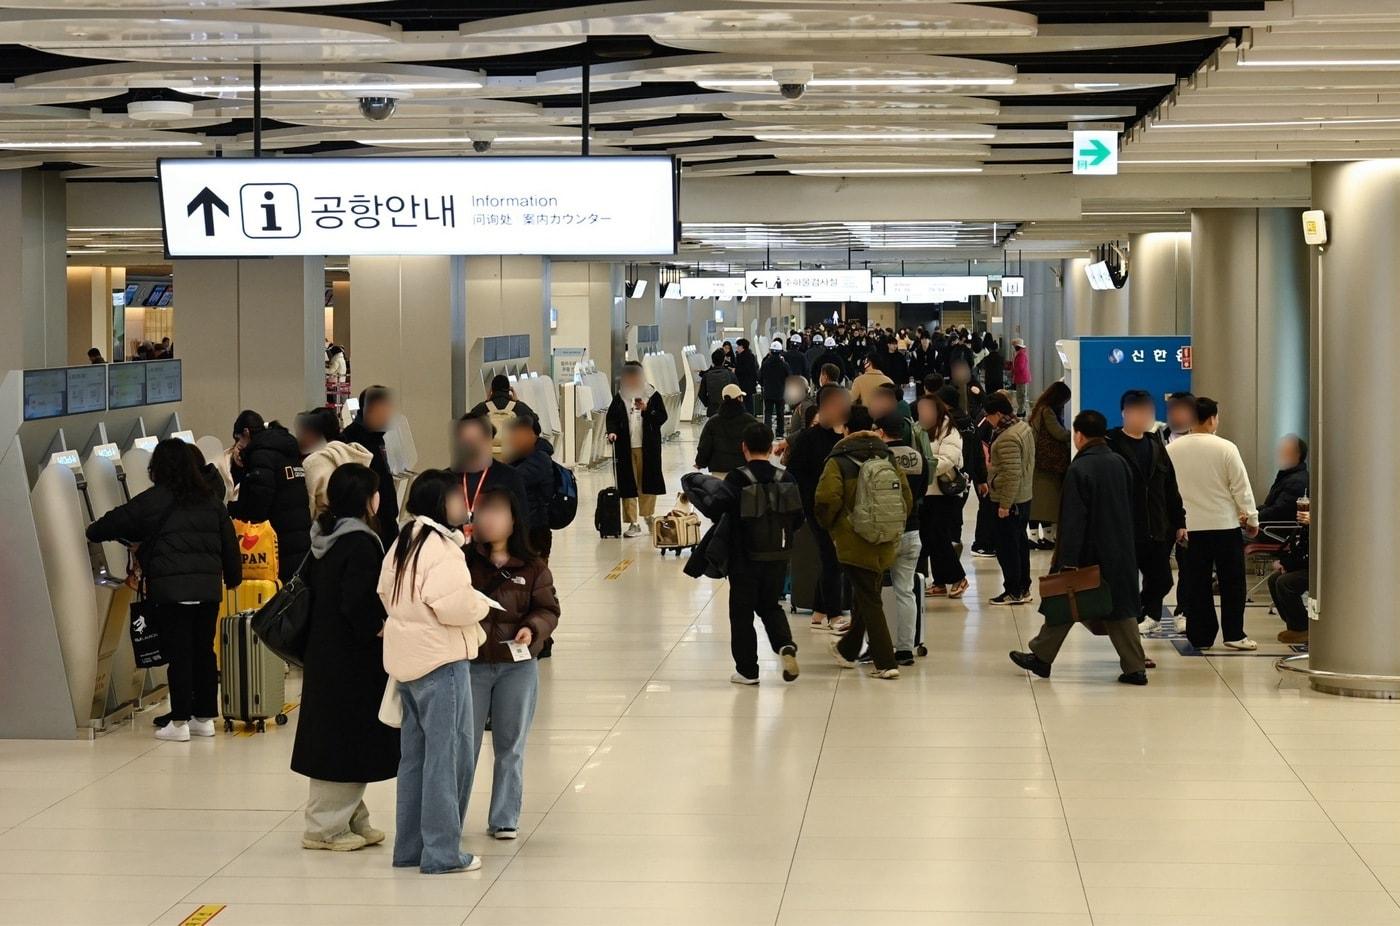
[127,502,180,669]
[250,554,312,667]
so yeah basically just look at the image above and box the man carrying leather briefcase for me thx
[1009,409,1150,686]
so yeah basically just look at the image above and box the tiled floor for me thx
[3,425,1400,925]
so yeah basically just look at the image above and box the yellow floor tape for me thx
[179,904,225,926]
[604,558,633,580]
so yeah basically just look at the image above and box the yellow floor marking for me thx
[604,558,633,580]
[179,904,226,926]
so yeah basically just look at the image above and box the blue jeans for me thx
[393,661,476,873]
[890,530,922,653]
[470,659,539,833]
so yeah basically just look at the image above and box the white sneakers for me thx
[303,831,368,852]
[1223,637,1258,651]
[155,722,190,742]
[623,523,643,538]
[1139,618,1161,636]
[1173,615,1188,634]
[827,638,856,668]
[188,717,217,737]
[729,672,759,686]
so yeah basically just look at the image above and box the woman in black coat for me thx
[605,362,668,535]
[87,440,241,742]
[291,463,400,852]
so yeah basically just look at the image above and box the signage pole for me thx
[252,63,262,159]
[580,62,591,157]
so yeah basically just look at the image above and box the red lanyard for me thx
[462,464,490,518]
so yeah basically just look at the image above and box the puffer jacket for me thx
[988,419,1036,508]
[377,517,490,682]
[695,402,759,473]
[302,440,373,518]
[87,484,241,603]
[230,424,311,578]
[813,432,912,573]
[465,545,561,663]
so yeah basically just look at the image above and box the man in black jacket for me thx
[505,416,556,560]
[1257,435,1309,524]
[469,375,539,454]
[785,385,851,630]
[733,338,760,413]
[759,341,791,435]
[451,411,529,540]
[697,349,737,418]
[1011,410,1150,686]
[1106,390,1187,634]
[230,410,311,580]
[1269,507,1310,644]
[341,386,401,548]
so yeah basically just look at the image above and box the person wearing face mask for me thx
[379,470,492,874]
[606,362,669,537]
[465,487,560,840]
[451,411,529,543]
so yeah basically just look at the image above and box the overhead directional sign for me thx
[1073,130,1119,176]
[744,269,872,297]
[158,156,678,258]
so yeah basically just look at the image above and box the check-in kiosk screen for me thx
[108,362,147,409]
[145,360,181,405]
[22,369,68,420]
[65,365,107,415]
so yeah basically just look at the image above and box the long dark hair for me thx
[148,439,212,502]
[232,409,264,439]
[471,486,537,564]
[917,393,953,438]
[389,469,457,603]
[1033,381,1072,418]
[316,462,379,535]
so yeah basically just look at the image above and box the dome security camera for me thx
[358,96,397,121]
[472,139,493,153]
[773,66,813,102]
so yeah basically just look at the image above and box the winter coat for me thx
[87,484,241,603]
[782,349,808,379]
[340,416,400,548]
[1105,428,1186,542]
[510,438,556,531]
[1258,463,1309,525]
[926,419,965,487]
[982,349,1006,390]
[759,352,790,399]
[734,349,760,395]
[606,389,668,496]
[988,419,1036,508]
[1029,405,1070,523]
[850,370,893,407]
[1053,443,1140,620]
[808,348,848,382]
[455,462,531,526]
[291,519,399,784]
[466,545,561,663]
[302,440,373,518]
[881,351,910,386]
[1011,347,1031,385]
[813,433,912,573]
[696,401,759,473]
[697,367,737,415]
[786,423,842,517]
[886,440,927,532]
[378,518,491,682]
[229,424,311,579]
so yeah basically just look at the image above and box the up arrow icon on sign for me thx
[186,187,229,236]
[1072,130,1119,176]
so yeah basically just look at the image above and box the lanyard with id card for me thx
[460,466,490,541]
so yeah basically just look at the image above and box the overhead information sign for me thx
[744,269,872,297]
[883,275,988,303]
[1073,130,1119,176]
[1000,276,1025,297]
[679,276,747,299]
[158,156,678,258]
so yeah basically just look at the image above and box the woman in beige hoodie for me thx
[378,469,492,875]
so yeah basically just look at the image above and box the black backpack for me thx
[736,467,803,561]
[548,461,579,530]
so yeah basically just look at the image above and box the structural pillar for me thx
[550,261,621,381]
[0,170,66,375]
[1305,160,1400,695]
[1129,231,1192,335]
[1190,208,1308,487]
[1062,258,1094,339]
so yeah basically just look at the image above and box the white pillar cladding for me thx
[1190,208,1308,488]
[1091,278,1130,336]
[174,256,323,441]
[1129,231,1192,336]
[347,255,463,470]
[1305,161,1400,695]
[1063,258,1095,338]
[0,170,66,374]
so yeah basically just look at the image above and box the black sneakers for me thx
[1118,671,1149,686]
[894,650,915,667]
[1009,651,1052,678]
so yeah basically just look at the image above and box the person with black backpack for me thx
[720,423,803,686]
[503,416,556,560]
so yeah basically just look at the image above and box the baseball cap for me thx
[721,383,746,401]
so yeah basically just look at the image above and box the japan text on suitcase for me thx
[219,611,288,733]
[652,509,702,555]
[881,570,928,657]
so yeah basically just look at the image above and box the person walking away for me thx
[1010,339,1032,415]
[720,423,803,685]
[503,417,556,560]
[1027,382,1071,550]
[759,340,791,434]
[87,440,241,741]
[466,487,560,840]
[815,416,912,678]
[783,335,809,380]
[1269,503,1310,645]
[342,386,402,547]
[984,394,1035,604]
[293,464,399,851]
[1257,435,1309,524]
[849,354,893,407]
[786,385,852,631]
[1106,390,1187,634]
[229,410,311,579]
[378,470,493,874]
[698,349,738,417]
[1010,411,1150,685]
[605,361,668,537]
[980,334,1006,392]
[882,414,930,665]
[452,412,530,537]
[733,338,760,414]
[916,393,969,599]
[1166,396,1259,650]
[695,384,758,479]
[470,375,539,457]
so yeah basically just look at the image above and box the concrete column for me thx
[0,170,66,374]
[1191,208,1308,487]
[1305,161,1400,694]
[1129,232,1192,335]
[330,279,351,352]
[1063,259,1094,338]
[1024,261,1064,388]
[65,266,122,365]
[174,256,323,440]
[1091,281,1130,336]
[348,256,463,469]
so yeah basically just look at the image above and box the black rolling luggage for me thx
[595,488,623,538]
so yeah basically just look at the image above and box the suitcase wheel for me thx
[915,644,929,658]
[275,713,288,726]
[223,719,234,733]
[255,719,266,733]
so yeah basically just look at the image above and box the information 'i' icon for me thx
[239,183,301,239]
[260,191,282,232]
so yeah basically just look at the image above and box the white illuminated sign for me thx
[158,156,678,257]
[744,269,872,296]
[1001,276,1025,297]
[679,276,747,299]
[1085,261,1117,290]
[883,276,989,303]
[1073,130,1119,176]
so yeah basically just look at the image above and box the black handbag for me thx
[250,555,312,667]
[127,503,180,669]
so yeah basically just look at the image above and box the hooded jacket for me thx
[466,544,561,663]
[341,414,400,547]
[695,400,759,473]
[759,351,791,398]
[813,432,912,572]
[302,440,373,518]
[377,517,490,682]
[230,423,311,578]
[509,437,556,530]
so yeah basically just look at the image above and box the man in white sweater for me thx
[1166,397,1259,650]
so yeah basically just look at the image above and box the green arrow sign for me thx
[1077,137,1112,166]
[1072,130,1119,175]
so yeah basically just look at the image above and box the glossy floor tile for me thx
[2,424,1399,925]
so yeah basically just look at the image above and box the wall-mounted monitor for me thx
[142,284,168,307]
[157,287,174,308]
[122,283,140,306]
[145,359,182,405]
[65,365,107,415]
[22,369,68,421]
[108,362,147,409]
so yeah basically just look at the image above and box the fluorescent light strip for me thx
[756,132,994,141]
[1156,116,1400,129]
[698,77,1015,89]
[1239,58,1400,68]
[202,81,484,94]
[358,135,579,144]
[791,167,984,175]
[1082,211,1186,216]
[0,139,202,149]
[1119,157,1319,165]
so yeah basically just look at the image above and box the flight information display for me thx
[108,362,147,409]
[65,365,107,415]
[145,360,181,405]
[22,369,68,420]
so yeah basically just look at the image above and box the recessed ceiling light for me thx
[1072,82,1121,90]
[791,167,984,175]
[0,139,202,149]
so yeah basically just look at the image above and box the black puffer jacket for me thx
[510,438,556,531]
[230,424,311,580]
[87,484,241,603]
[341,415,400,548]
[695,402,759,473]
